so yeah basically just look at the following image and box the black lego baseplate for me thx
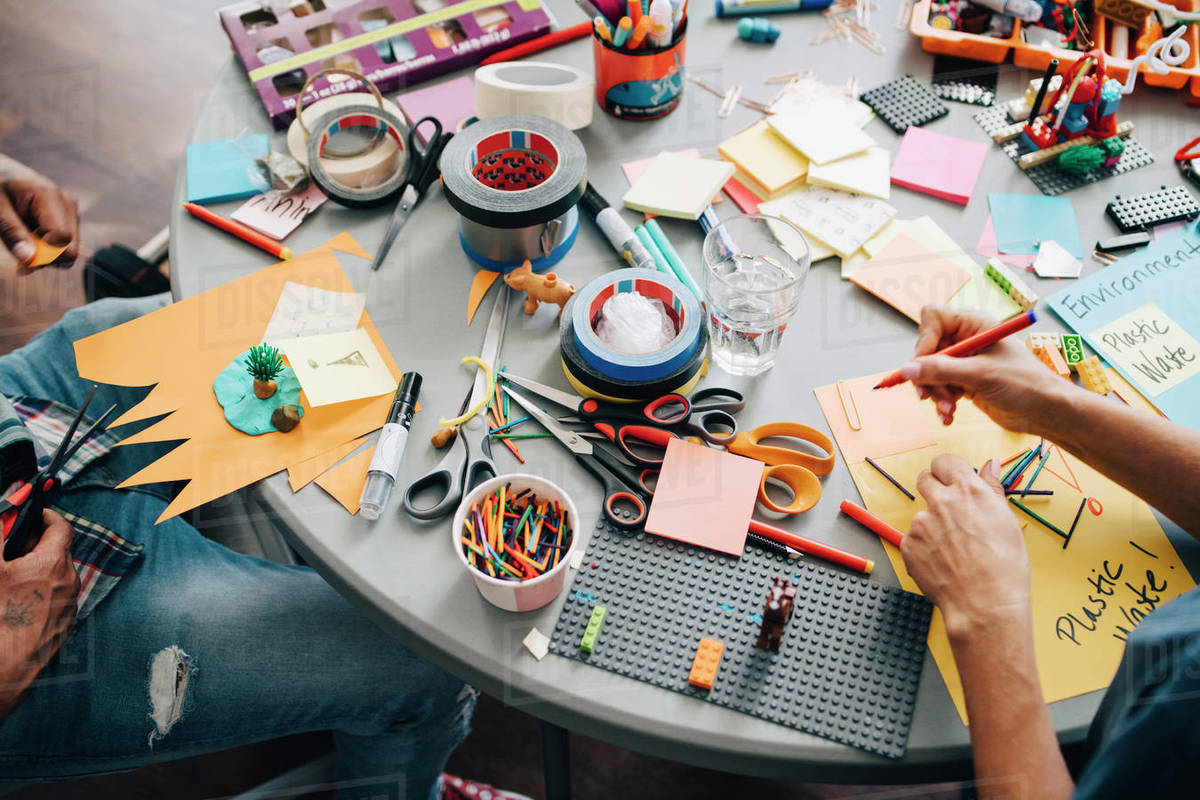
[860,75,949,134]
[1105,185,1200,233]
[549,519,933,760]
[973,107,1154,196]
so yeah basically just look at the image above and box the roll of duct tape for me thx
[475,62,595,130]
[306,104,411,209]
[287,93,406,184]
[562,355,706,402]
[571,269,703,382]
[459,206,579,273]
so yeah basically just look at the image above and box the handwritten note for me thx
[262,282,366,347]
[231,184,327,240]
[279,328,396,407]
[1090,302,1200,396]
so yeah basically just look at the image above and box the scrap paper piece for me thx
[812,371,939,464]
[1033,240,1082,278]
[975,214,1034,269]
[717,119,809,197]
[988,193,1083,258]
[890,127,988,206]
[287,436,369,491]
[622,152,735,220]
[782,187,896,258]
[467,269,500,325]
[722,177,760,213]
[826,394,1196,725]
[645,439,764,556]
[185,134,269,205]
[280,328,397,407]
[805,147,891,201]
[72,236,404,523]
[767,110,875,165]
[1089,302,1200,397]
[395,75,475,144]
[314,444,375,515]
[27,235,68,267]
[850,233,972,323]
[262,281,366,346]
[231,184,328,240]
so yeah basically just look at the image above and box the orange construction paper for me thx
[28,235,68,267]
[287,436,369,491]
[467,270,500,326]
[812,371,939,464]
[314,444,375,515]
[645,439,764,556]
[849,233,971,324]
[73,235,404,523]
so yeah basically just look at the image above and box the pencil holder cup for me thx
[452,473,580,612]
[592,20,687,120]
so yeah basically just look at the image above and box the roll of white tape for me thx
[286,93,405,185]
[475,62,595,131]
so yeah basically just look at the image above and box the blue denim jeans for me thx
[0,296,473,800]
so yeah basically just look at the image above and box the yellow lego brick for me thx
[1026,332,1061,353]
[688,637,724,691]
[1034,344,1071,379]
[1077,356,1113,395]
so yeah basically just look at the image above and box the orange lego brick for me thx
[1077,356,1113,395]
[688,637,724,691]
[1034,344,1071,379]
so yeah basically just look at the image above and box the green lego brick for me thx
[580,605,606,653]
[1061,333,1085,366]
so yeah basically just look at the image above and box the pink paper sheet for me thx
[975,214,1034,269]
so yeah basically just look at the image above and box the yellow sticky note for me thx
[806,146,891,200]
[1090,301,1200,397]
[28,235,68,267]
[767,112,875,165]
[621,152,735,220]
[718,120,809,197]
[280,328,398,408]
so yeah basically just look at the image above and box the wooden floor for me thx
[0,2,964,797]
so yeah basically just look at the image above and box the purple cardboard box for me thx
[219,0,553,129]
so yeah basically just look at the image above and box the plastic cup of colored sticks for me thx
[452,474,579,612]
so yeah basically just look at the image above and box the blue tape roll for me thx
[570,269,703,382]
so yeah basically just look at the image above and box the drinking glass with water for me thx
[701,214,810,376]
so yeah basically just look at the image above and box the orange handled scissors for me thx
[725,422,836,514]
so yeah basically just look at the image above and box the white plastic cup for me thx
[451,473,580,612]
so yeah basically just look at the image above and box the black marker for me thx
[359,372,422,520]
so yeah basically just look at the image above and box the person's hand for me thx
[0,510,79,719]
[0,159,79,270]
[901,306,1071,433]
[901,455,1030,639]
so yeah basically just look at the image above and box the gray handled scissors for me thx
[402,284,508,520]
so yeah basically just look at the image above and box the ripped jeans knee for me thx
[147,646,195,747]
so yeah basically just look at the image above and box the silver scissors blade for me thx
[502,385,592,456]
[499,372,581,412]
[467,283,509,412]
[370,184,419,272]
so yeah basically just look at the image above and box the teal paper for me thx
[213,350,303,436]
[988,193,1083,258]
[186,135,269,204]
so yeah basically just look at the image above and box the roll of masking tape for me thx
[306,104,411,209]
[559,299,708,401]
[475,62,595,130]
[571,269,703,382]
[440,115,587,272]
[287,93,406,185]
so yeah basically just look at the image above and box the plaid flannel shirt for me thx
[1,394,141,621]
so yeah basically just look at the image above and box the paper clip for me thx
[836,380,861,431]
[719,85,742,118]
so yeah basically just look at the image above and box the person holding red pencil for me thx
[890,304,1200,800]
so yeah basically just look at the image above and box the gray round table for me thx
[169,4,1200,790]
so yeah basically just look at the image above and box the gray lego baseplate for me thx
[549,520,933,759]
[973,107,1154,196]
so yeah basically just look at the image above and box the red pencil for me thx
[183,202,291,260]
[873,310,1037,390]
[748,519,874,575]
[839,499,904,547]
[479,21,593,65]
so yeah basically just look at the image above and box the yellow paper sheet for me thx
[287,436,369,491]
[28,235,68,267]
[805,147,891,200]
[717,120,809,196]
[818,386,1197,725]
[73,235,402,522]
[850,233,972,323]
[1090,301,1200,397]
[314,444,375,515]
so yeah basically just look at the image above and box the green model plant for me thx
[246,344,285,399]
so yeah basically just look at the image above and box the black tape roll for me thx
[307,103,410,209]
[559,297,708,401]
[440,115,587,229]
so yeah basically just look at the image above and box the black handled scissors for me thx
[502,384,653,530]
[370,116,453,272]
[402,284,507,520]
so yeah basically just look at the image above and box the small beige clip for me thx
[837,380,862,431]
[719,85,742,118]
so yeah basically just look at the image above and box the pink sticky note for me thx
[395,76,475,144]
[645,439,764,557]
[975,214,1034,269]
[622,149,721,219]
[851,232,971,323]
[230,183,328,240]
[890,127,988,206]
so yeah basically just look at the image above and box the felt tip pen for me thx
[714,0,832,16]
[579,184,657,270]
[359,372,422,521]
[183,202,291,260]
[839,499,904,547]
[698,204,737,257]
[873,311,1038,390]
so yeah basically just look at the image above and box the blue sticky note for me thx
[186,135,269,204]
[988,193,1083,258]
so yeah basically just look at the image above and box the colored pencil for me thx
[1009,497,1069,540]
[183,202,291,260]
[874,311,1038,389]
[480,21,593,65]
[864,456,915,500]
[839,499,904,547]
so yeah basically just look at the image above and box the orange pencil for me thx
[183,202,291,260]
[594,15,612,42]
[627,15,653,48]
[627,0,643,26]
[480,20,593,65]
[839,499,904,547]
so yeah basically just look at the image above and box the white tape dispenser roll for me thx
[475,62,595,131]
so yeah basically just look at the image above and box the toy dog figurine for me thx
[503,260,576,319]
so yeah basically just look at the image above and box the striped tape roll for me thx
[306,104,411,209]
[571,269,703,382]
